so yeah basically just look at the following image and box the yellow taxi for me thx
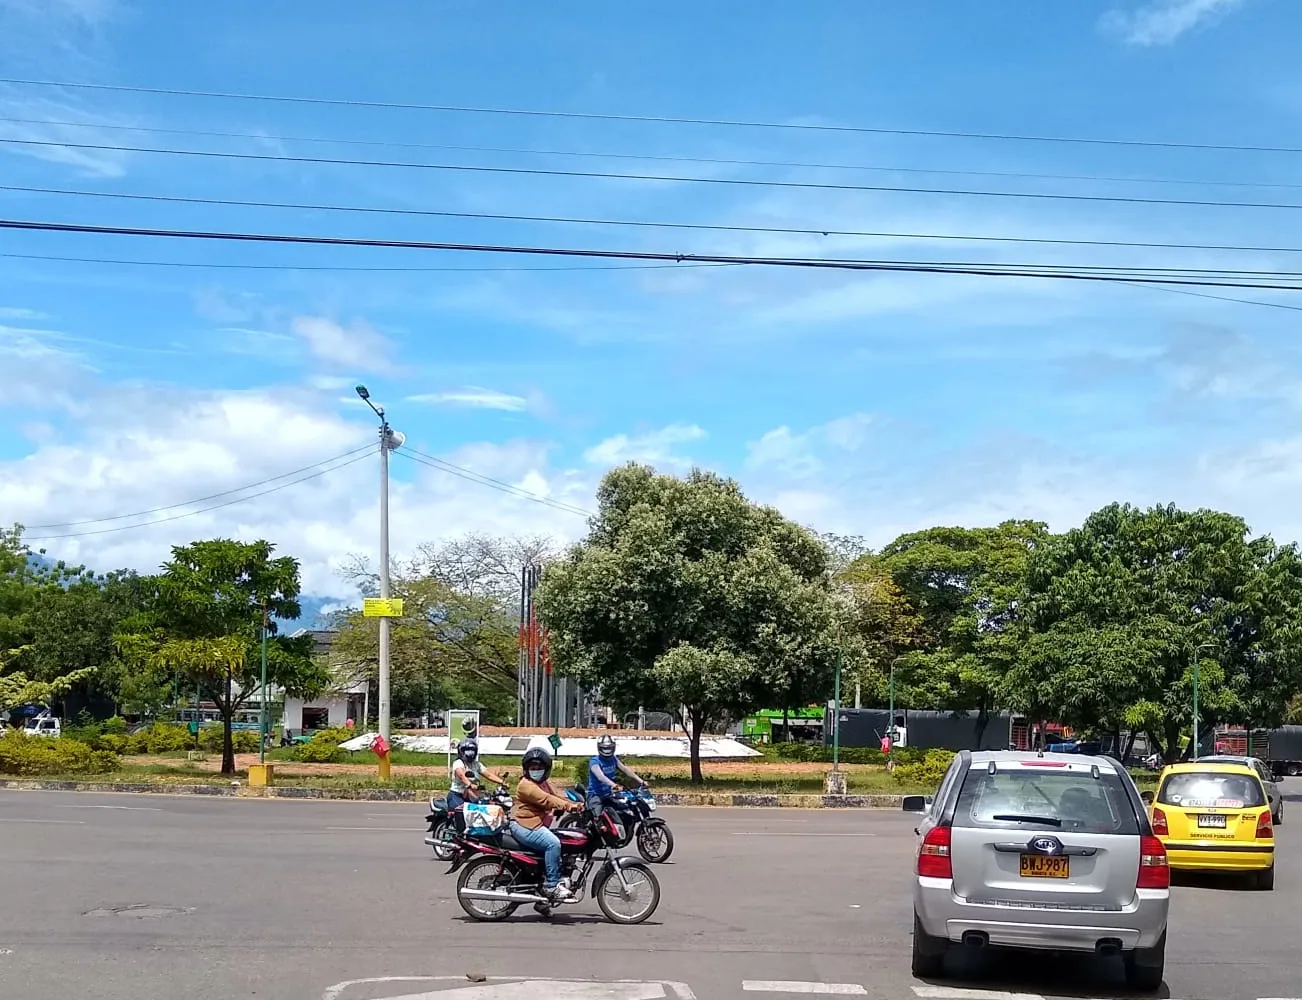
[1145,761,1275,890]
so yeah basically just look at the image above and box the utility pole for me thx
[356,386,404,747]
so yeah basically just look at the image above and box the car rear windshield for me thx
[1157,771,1266,809]
[952,764,1140,835]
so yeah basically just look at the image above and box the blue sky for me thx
[3,0,1302,600]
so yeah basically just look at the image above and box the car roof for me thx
[1161,761,1257,775]
[1199,755,1261,764]
[968,749,1122,771]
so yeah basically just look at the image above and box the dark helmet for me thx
[521,746,553,781]
[456,738,479,763]
[597,734,617,758]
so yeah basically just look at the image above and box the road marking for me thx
[322,976,695,1000]
[731,832,876,838]
[53,804,162,811]
[0,818,85,825]
[325,826,423,831]
[911,989,1043,1000]
[742,983,867,995]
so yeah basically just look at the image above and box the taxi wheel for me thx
[1255,865,1275,891]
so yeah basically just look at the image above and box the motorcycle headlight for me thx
[646,800,656,811]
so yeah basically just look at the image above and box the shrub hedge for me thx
[63,719,260,755]
[892,749,956,786]
[764,741,930,766]
[0,729,120,776]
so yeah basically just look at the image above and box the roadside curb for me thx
[0,779,907,808]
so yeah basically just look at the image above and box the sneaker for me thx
[547,883,573,902]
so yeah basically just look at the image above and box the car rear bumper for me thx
[914,877,1169,952]
[1165,843,1274,871]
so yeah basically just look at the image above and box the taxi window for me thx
[1157,771,1266,809]
[953,766,1139,834]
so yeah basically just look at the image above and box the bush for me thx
[197,727,259,754]
[288,728,355,764]
[765,741,929,766]
[126,724,192,755]
[0,730,120,776]
[893,749,956,788]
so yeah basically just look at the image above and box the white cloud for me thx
[406,387,529,412]
[290,315,397,374]
[582,423,705,468]
[746,413,876,479]
[1102,0,1245,47]
[1,385,594,599]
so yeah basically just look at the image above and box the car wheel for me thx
[1273,806,1283,826]
[1256,865,1275,891]
[1123,931,1165,992]
[911,913,948,979]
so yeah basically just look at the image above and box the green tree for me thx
[1010,503,1302,760]
[837,553,924,706]
[537,465,840,782]
[870,521,1050,744]
[116,539,327,774]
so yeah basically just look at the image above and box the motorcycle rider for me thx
[587,734,646,816]
[511,747,582,901]
[448,738,507,812]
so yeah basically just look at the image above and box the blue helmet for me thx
[457,738,479,763]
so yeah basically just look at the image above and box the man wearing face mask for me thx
[511,747,582,902]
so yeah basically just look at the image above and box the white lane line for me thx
[52,804,162,811]
[911,988,1044,1000]
[325,826,422,832]
[742,983,867,995]
[0,818,85,825]
[731,832,876,838]
[320,977,675,1000]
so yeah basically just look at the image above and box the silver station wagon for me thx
[906,750,1170,991]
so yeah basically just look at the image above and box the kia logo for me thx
[1030,836,1061,854]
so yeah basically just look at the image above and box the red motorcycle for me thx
[446,806,661,924]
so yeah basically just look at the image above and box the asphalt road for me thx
[0,786,1298,1000]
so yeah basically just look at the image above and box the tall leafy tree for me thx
[1010,503,1302,760]
[537,464,840,781]
[869,520,1050,744]
[116,539,326,774]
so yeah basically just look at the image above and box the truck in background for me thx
[1211,725,1302,778]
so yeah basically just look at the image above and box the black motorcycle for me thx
[556,785,674,863]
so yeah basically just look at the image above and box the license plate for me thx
[1197,814,1227,829]
[1019,855,1070,879]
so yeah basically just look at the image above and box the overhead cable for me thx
[1,76,1298,154]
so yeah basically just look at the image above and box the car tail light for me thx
[917,825,952,879]
[1256,810,1273,839]
[1137,835,1169,889]
[1150,807,1168,836]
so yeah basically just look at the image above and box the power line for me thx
[2,76,1298,155]
[0,249,730,274]
[396,448,593,518]
[22,445,374,529]
[6,114,1302,193]
[5,216,1302,292]
[9,136,1302,212]
[8,183,1302,257]
[23,451,373,540]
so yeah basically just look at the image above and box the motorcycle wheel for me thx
[429,820,458,861]
[636,819,674,863]
[593,860,660,925]
[456,858,521,922]
[555,812,583,830]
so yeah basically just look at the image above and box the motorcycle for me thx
[557,785,674,864]
[447,805,661,924]
[425,786,511,861]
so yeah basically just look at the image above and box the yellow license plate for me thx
[1019,855,1070,879]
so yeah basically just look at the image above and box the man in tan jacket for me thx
[511,747,582,900]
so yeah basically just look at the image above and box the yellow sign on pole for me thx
[362,597,404,618]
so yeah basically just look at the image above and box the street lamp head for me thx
[355,385,370,401]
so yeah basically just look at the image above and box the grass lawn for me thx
[16,754,937,795]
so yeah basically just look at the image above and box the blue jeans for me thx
[509,822,562,888]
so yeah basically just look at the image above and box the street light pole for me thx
[1192,642,1218,762]
[259,602,268,765]
[356,386,404,751]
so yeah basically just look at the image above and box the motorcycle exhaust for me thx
[459,887,548,904]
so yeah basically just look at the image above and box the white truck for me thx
[21,716,61,738]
